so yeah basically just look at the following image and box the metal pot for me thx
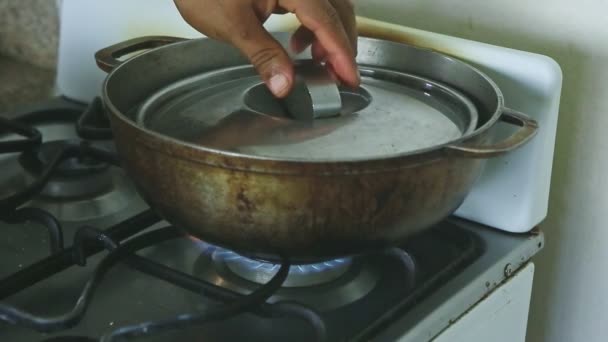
[95,32,537,263]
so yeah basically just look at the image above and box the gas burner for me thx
[9,139,139,222]
[23,169,138,222]
[192,240,383,311]
[218,248,353,287]
[19,140,113,198]
[0,102,140,222]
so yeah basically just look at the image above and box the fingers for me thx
[292,0,357,56]
[330,0,357,55]
[280,0,360,88]
[229,5,294,98]
[173,0,359,96]
[174,0,294,98]
[290,25,315,54]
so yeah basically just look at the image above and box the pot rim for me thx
[101,35,508,173]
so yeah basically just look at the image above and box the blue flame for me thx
[197,241,350,276]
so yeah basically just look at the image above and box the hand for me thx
[173,0,359,98]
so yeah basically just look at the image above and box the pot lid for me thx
[136,63,478,162]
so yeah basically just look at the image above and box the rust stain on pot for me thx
[236,187,255,211]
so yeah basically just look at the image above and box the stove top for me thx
[0,98,542,342]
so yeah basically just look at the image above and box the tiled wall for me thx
[0,0,59,70]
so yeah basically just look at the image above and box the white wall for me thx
[354,0,608,341]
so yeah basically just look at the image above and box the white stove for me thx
[0,1,561,341]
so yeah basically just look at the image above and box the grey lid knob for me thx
[282,60,343,121]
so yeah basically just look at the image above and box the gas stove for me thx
[0,97,543,341]
[0,1,562,340]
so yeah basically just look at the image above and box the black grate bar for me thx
[101,249,290,341]
[2,208,64,254]
[0,210,160,300]
[75,97,113,140]
[0,144,77,213]
[0,116,42,153]
[105,239,327,341]
[0,225,175,332]
[0,225,326,342]
[71,226,121,266]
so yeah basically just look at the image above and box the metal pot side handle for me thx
[95,36,187,73]
[444,108,539,159]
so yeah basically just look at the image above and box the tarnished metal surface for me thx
[134,65,479,161]
[113,118,482,261]
[97,33,538,262]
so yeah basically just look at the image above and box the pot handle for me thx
[95,36,187,73]
[444,108,539,158]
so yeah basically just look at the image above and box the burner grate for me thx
[75,97,113,140]
[0,220,327,341]
[0,99,118,213]
[0,210,160,300]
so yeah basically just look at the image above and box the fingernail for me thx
[269,72,289,97]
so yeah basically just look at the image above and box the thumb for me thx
[230,13,294,98]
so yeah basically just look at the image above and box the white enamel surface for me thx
[432,263,535,342]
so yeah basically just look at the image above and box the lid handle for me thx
[281,61,343,121]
